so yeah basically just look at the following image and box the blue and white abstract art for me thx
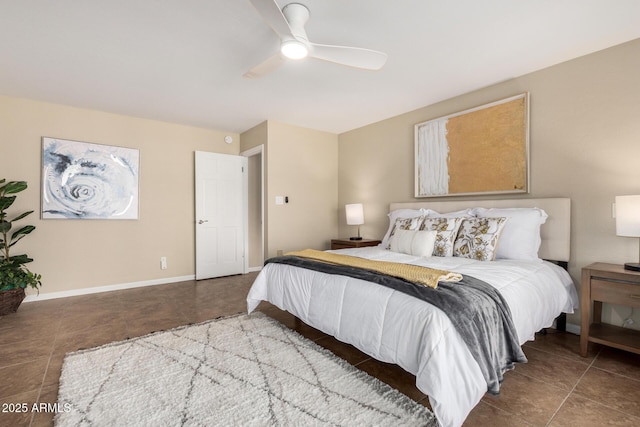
[42,138,140,219]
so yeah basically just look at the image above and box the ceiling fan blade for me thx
[249,0,293,38]
[243,52,285,79]
[309,43,388,70]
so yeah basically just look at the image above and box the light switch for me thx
[275,196,284,205]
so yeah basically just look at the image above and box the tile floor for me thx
[1,272,639,426]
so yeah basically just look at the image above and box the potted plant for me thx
[0,179,42,315]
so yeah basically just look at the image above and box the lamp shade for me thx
[616,195,640,237]
[345,203,364,225]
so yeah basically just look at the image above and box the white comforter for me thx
[246,247,579,427]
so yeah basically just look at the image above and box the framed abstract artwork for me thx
[41,137,140,219]
[414,93,529,198]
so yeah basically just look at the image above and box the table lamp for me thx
[345,203,364,241]
[616,195,640,271]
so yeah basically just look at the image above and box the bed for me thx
[247,198,579,427]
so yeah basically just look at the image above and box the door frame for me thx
[241,145,264,271]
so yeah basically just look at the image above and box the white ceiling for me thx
[1,0,639,134]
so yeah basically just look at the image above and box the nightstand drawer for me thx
[330,239,381,250]
[591,279,640,308]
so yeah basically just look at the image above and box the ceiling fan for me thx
[244,0,388,79]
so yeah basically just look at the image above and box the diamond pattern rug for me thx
[56,312,437,426]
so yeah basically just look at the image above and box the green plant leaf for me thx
[0,195,17,211]
[11,225,35,241]
[1,181,28,194]
[8,236,25,248]
[10,211,33,222]
[8,254,33,265]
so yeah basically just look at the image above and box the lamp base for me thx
[349,237,363,241]
[624,263,640,272]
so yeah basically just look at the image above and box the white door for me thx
[195,151,247,280]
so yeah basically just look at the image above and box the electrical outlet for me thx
[160,257,167,270]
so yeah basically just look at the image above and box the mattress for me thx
[247,246,579,427]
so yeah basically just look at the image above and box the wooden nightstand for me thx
[330,238,381,250]
[580,262,640,357]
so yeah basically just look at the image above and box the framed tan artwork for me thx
[414,93,529,198]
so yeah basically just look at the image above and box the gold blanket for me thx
[286,249,462,289]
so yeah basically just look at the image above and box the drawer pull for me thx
[631,294,640,299]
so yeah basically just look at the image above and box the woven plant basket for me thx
[0,288,26,315]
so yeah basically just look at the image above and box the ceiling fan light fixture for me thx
[280,39,308,59]
[245,0,387,78]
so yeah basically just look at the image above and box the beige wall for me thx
[266,121,339,257]
[1,95,239,295]
[338,38,640,328]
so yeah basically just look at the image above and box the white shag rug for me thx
[56,312,437,426]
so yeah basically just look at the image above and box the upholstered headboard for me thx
[389,198,571,262]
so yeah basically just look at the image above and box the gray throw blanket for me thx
[265,255,527,395]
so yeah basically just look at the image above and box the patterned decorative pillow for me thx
[453,217,508,261]
[387,216,426,248]
[419,217,464,257]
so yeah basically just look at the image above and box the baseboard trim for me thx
[247,266,262,273]
[23,275,196,302]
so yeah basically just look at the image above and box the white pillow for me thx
[473,207,548,261]
[381,209,428,249]
[389,229,437,257]
[390,229,414,254]
[411,230,438,257]
[426,208,475,219]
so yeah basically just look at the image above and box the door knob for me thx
[198,219,208,224]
